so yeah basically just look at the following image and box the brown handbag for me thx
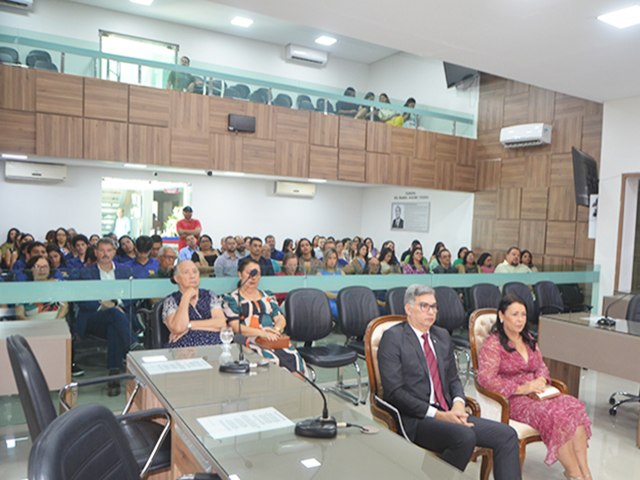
[255,335,290,350]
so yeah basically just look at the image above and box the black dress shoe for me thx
[71,363,85,377]
[107,369,121,397]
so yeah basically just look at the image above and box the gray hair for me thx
[404,284,435,306]
[159,246,176,257]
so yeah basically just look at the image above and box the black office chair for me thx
[26,50,52,68]
[0,52,15,64]
[286,288,362,404]
[140,300,170,349]
[502,282,539,327]
[33,60,58,72]
[296,94,315,111]
[316,98,335,114]
[249,88,270,104]
[534,281,565,315]
[7,335,171,477]
[557,283,592,312]
[272,93,293,108]
[385,286,406,315]
[434,286,471,383]
[337,286,380,357]
[0,46,19,64]
[470,283,502,311]
[609,295,640,415]
[232,83,250,99]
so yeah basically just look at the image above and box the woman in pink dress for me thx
[478,294,592,480]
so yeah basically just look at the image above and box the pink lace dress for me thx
[478,334,592,465]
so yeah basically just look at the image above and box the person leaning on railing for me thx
[15,256,68,321]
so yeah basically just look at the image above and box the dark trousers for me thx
[84,308,134,370]
[414,415,521,480]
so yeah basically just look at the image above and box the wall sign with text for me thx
[391,192,431,232]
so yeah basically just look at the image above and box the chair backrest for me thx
[298,100,315,111]
[33,60,58,72]
[0,46,19,63]
[28,404,140,480]
[249,88,269,104]
[502,282,539,325]
[364,315,405,402]
[434,286,466,333]
[233,83,250,98]
[315,98,335,114]
[0,52,15,64]
[385,286,407,315]
[337,286,380,338]
[285,288,333,343]
[6,335,57,441]
[26,50,51,67]
[626,295,640,323]
[470,283,502,311]
[272,93,293,108]
[534,281,564,314]
[557,283,586,312]
[150,300,171,349]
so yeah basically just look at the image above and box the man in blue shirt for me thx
[130,236,160,279]
[178,234,199,262]
[265,234,284,261]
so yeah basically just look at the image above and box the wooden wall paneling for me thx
[36,113,83,158]
[474,191,498,218]
[338,117,366,150]
[84,119,127,161]
[476,159,501,191]
[309,112,338,147]
[473,218,495,249]
[500,158,526,188]
[35,71,83,117]
[454,164,476,192]
[366,121,391,153]
[497,188,521,219]
[545,221,576,257]
[84,78,128,122]
[542,256,574,271]
[480,75,507,94]
[242,138,276,175]
[410,156,435,189]
[129,86,170,127]
[581,114,603,163]
[338,149,365,182]
[128,124,170,166]
[548,186,577,221]
[476,129,503,161]
[457,138,476,166]
[521,188,549,220]
[551,115,582,154]
[389,155,411,186]
[524,154,550,188]
[365,152,388,184]
[390,127,415,157]
[554,93,587,118]
[477,90,504,132]
[527,86,555,124]
[519,220,547,255]
[247,102,274,140]
[503,92,529,126]
[170,91,209,132]
[574,222,595,260]
[274,108,310,144]
[0,109,35,154]
[275,141,309,177]
[434,134,457,189]
[493,220,520,251]
[414,130,436,160]
[550,153,574,186]
[308,145,338,180]
[209,96,248,134]
[576,205,590,222]
[505,79,529,96]
[211,133,242,172]
[0,65,35,111]
[170,129,211,169]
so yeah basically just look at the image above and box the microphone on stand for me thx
[219,269,259,374]
[294,373,337,439]
[598,291,633,327]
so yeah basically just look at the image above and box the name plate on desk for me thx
[197,407,294,440]
[141,357,212,375]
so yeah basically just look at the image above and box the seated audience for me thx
[401,240,423,265]
[477,252,495,273]
[89,234,100,247]
[335,86,358,117]
[222,258,306,374]
[337,239,350,267]
[130,235,160,278]
[364,256,381,274]
[214,236,239,277]
[234,234,248,258]
[265,234,284,261]
[247,237,275,276]
[262,244,281,274]
[55,227,72,257]
[178,234,200,262]
[342,242,369,274]
[296,237,321,275]
[150,234,163,259]
[47,243,70,279]
[162,260,226,347]
[364,237,377,258]
[378,284,521,478]
[379,246,401,274]
[456,250,480,274]
[376,93,396,123]
[403,247,429,274]
[429,241,446,270]
[431,248,457,274]
[277,253,302,277]
[0,227,19,269]
[157,246,177,278]
[115,235,136,265]
[67,234,90,269]
[281,238,294,256]
[16,256,68,320]
[355,91,377,120]
[495,247,532,273]
[8,234,32,274]
[520,249,538,272]
[14,241,47,281]
[166,55,197,92]
[478,295,592,479]
[193,234,216,276]
[453,247,469,268]
[402,97,417,128]
[44,229,56,245]
[317,248,344,276]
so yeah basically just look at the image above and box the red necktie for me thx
[422,332,449,411]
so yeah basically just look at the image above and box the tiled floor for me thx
[1,355,638,479]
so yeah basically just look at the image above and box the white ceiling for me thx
[70,0,640,102]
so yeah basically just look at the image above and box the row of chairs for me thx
[220,82,335,112]
[0,47,58,71]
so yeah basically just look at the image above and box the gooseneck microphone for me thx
[599,291,633,327]
[219,269,259,374]
[294,373,337,439]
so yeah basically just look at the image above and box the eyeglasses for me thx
[416,302,438,312]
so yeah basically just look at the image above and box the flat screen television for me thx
[443,62,479,88]
[571,146,599,206]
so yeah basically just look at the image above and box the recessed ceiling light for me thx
[2,153,28,160]
[308,178,327,183]
[231,16,254,28]
[123,163,147,169]
[315,35,337,46]
[598,5,640,29]
[130,0,154,6]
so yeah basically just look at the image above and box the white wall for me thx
[595,95,640,299]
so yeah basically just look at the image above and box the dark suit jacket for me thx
[75,264,133,336]
[392,218,404,228]
[378,322,464,441]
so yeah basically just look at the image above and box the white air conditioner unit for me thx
[285,44,328,66]
[274,181,316,198]
[0,0,34,10]
[4,161,67,182]
[500,123,552,148]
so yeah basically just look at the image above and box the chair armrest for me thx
[550,378,569,394]
[540,306,563,315]
[464,396,481,416]
[374,395,411,442]
[474,383,511,424]
[59,373,139,413]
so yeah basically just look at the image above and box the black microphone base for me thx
[295,416,337,439]
[219,361,250,374]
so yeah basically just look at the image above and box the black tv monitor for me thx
[571,147,599,207]
[443,62,479,88]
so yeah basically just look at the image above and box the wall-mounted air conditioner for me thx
[4,161,67,182]
[0,0,34,10]
[274,181,316,198]
[285,44,328,67]
[500,123,552,148]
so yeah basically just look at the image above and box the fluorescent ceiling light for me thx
[130,0,154,6]
[231,16,254,28]
[123,163,147,169]
[2,153,28,160]
[308,178,327,183]
[222,171,246,177]
[315,35,337,46]
[598,5,640,29]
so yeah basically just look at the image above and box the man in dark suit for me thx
[76,238,137,396]
[378,284,521,479]
[391,205,404,229]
